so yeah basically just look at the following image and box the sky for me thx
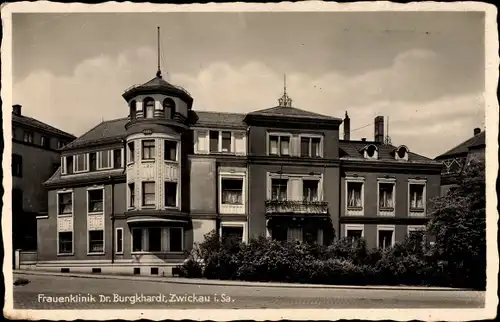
[12,11,485,158]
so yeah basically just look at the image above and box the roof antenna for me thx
[156,26,162,79]
[385,115,392,145]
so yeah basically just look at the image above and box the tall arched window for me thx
[143,97,155,119]
[162,98,176,119]
[130,100,137,121]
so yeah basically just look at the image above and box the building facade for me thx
[12,104,76,252]
[34,72,442,275]
[435,127,485,195]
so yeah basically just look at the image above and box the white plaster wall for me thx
[126,133,181,210]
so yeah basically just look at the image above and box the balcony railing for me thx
[265,200,329,215]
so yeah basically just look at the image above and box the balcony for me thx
[265,200,329,216]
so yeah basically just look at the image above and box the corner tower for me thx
[122,27,193,225]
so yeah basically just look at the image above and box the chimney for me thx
[343,111,350,140]
[361,138,366,142]
[374,115,384,143]
[474,128,481,136]
[13,104,22,116]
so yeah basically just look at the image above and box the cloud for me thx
[13,47,484,158]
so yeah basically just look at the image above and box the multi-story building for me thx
[435,128,485,195]
[33,70,442,275]
[12,104,75,252]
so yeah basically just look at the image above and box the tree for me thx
[427,159,486,289]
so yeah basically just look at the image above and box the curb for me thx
[13,270,469,291]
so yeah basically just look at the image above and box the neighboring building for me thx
[12,104,76,252]
[34,70,442,275]
[435,128,485,195]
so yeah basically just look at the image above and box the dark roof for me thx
[45,167,124,187]
[435,131,486,159]
[12,113,76,139]
[339,140,437,164]
[61,111,247,150]
[193,111,247,130]
[247,106,342,121]
[122,76,192,104]
[62,118,128,150]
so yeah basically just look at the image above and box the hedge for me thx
[177,230,483,289]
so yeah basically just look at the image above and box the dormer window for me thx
[163,98,175,119]
[362,144,378,160]
[130,100,137,121]
[395,145,409,161]
[143,97,155,119]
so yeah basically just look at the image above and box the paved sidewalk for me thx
[13,270,468,291]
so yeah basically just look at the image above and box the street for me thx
[12,273,485,309]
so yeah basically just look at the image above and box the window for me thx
[130,100,137,121]
[12,154,22,177]
[379,183,395,209]
[209,131,219,152]
[303,180,319,202]
[378,229,394,250]
[144,97,155,118]
[408,226,426,240]
[271,179,288,201]
[164,140,177,161]
[132,228,143,252]
[66,156,74,174]
[131,227,183,252]
[221,226,244,244]
[12,127,17,139]
[365,145,378,159]
[396,146,408,160]
[163,98,175,119]
[128,183,135,208]
[58,192,73,215]
[58,141,66,149]
[272,226,287,242]
[88,230,104,253]
[142,140,155,160]
[148,228,162,252]
[300,138,309,157]
[409,184,425,211]
[127,142,135,163]
[116,228,123,254]
[346,228,363,244]
[288,227,303,242]
[74,154,88,172]
[98,150,112,169]
[300,137,322,157]
[88,189,104,213]
[41,136,50,148]
[269,135,290,156]
[221,179,243,205]
[169,227,183,252]
[23,131,33,143]
[303,227,323,245]
[347,182,363,209]
[113,149,122,169]
[142,182,155,206]
[221,131,231,152]
[164,182,177,207]
[89,152,97,171]
[58,232,72,254]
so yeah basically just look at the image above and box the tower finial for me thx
[278,74,293,107]
[156,26,162,78]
